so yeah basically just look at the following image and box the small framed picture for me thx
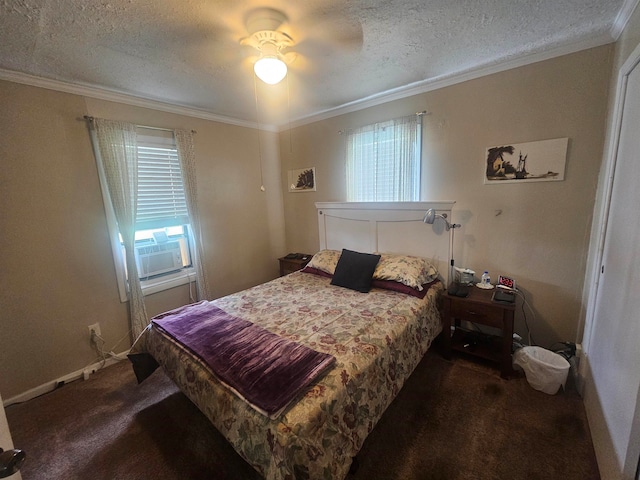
[288,167,316,192]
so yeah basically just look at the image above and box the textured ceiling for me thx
[0,0,627,126]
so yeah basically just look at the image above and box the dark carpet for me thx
[6,349,600,479]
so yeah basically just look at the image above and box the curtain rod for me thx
[337,110,429,135]
[83,116,196,134]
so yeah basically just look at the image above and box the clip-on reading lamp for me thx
[422,208,465,296]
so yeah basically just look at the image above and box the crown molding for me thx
[0,24,620,135]
[281,33,616,130]
[0,69,279,132]
[610,0,640,40]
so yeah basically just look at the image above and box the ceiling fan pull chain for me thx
[252,74,266,192]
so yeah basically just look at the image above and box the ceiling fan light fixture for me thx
[254,55,287,85]
[241,9,294,85]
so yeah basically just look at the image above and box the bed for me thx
[129,201,456,479]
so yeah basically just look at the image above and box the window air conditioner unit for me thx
[135,241,183,278]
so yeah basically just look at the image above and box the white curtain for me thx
[347,114,421,201]
[92,118,149,337]
[174,129,211,301]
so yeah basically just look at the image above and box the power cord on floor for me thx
[510,288,575,355]
[549,341,577,360]
[84,328,133,375]
[510,288,536,346]
[90,330,108,366]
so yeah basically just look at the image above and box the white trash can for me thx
[512,346,570,395]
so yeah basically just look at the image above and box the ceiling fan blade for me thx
[103,16,242,66]
[281,51,298,65]
[288,5,364,53]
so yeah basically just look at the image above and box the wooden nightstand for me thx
[442,286,516,378]
[278,255,312,276]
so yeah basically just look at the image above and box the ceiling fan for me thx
[240,8,298,85]
[239,5,363,85]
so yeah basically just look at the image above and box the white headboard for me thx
[315,201,456,284]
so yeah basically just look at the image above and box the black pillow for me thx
[330,249,381,293]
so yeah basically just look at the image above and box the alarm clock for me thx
[497,275,516,290]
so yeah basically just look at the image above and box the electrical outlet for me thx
[88,322,101,338]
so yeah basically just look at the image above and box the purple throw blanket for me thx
[151,301,335,418]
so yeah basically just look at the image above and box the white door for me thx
[587,49,640,478]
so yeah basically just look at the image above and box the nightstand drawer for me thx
[450,301,504,328]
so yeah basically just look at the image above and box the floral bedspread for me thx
[129,271,443,480]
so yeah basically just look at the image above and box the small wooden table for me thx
[278,255,312,276]
[442,285,516,378]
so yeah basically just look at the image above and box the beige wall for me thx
[280,45,613,350]
[0,82,285,399]
[0,44,614,399]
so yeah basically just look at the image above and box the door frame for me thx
[581,40,640,479]
[582,41,640,356]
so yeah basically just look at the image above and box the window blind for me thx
[346,114,421,202]
[135,133,189,231]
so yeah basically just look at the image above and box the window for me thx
[346,114,422,201]
[94,127,195,301]
[132,129,193,280]
[136,132,188,231]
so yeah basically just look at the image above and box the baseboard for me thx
[3,350,130,408]
[581,353,624,479]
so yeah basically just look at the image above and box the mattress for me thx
[129,270,443,479]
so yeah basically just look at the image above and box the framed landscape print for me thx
[484,138,568,184]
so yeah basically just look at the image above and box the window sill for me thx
[140,268,196,297]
